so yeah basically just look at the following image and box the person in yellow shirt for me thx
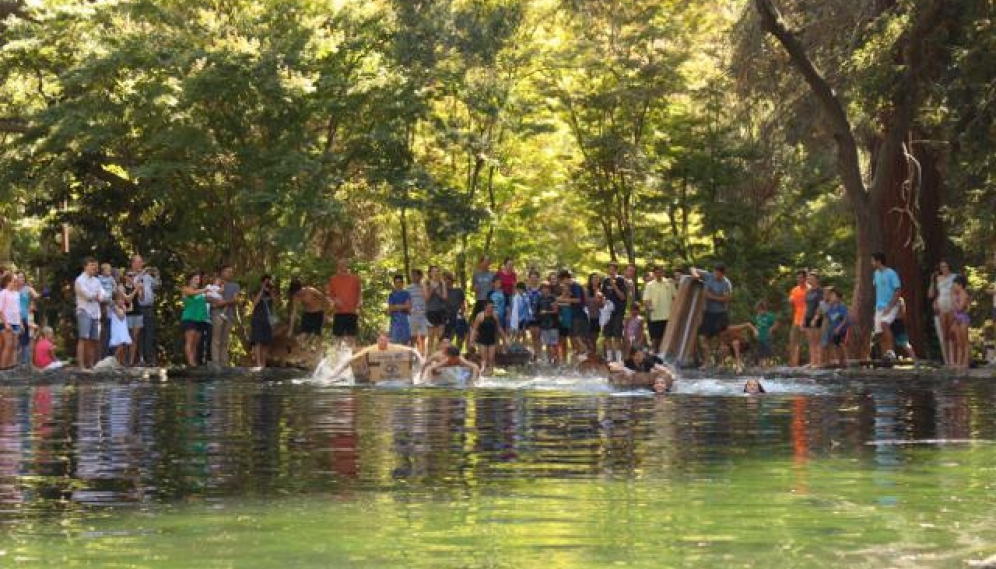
[642,265,677,354]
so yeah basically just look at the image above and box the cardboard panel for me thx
[351,349,415,383]
[659,276,705,367]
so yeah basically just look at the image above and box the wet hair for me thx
[445,346,460,357]
[744,380,766,394]
[288,277,303,297]
[872,252,887,264]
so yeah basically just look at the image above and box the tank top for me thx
[426,281,447,312]
[181,293,209,323]
[476,314,498,345]
[124,284,141,316]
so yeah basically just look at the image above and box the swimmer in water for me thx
[421,345,481,383]
[743,379,766,394]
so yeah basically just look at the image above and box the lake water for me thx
[1,373,995,568]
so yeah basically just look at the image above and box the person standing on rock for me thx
[327,258,362,349]
[872,252,902,361]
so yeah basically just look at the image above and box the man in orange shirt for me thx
[787,270,809,367]
[327,258,362,348]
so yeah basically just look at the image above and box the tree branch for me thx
[753,0,867,206]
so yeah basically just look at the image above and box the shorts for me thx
[570,316,588,338]
[410,314,429,337]
[874,306,899,334]
[427,310,448,327]
[648,320,667,342]
[756,339,772,359]
[559,327,570,339]
[126,314,144,329]
[332,313,358,336]
[541,329,559,346]
[831,332,847,347]
[603,308,625,338]
[698,311,729,339]
[588,317,601,336]
[804,315,823,329]
[76,311,100,340]
[301,311,324,335]
[181,320,204,332]
[3,323,21,335]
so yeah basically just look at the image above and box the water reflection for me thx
[0,377,994,519]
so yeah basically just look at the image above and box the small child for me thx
[823,287,849,367]
[623,303,646,354]
[97,263,116,305]
[204,276,227,322]
[751,300,778,367]
[889,296,916,361]
[108,292,132,365]
[537,283,560,364]
[489,275,507,330]
[508,282,532,346]
[33,326,64,371]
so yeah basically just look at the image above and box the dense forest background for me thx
[1,0,994,359]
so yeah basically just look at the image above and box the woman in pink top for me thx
[0,273,22,369]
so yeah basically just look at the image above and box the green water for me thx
[1,377,995,567]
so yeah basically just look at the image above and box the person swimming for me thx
[743,379,766,394]
[421,345,481,383]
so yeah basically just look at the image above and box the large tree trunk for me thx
[849,202,884,359]
[875,141,927,356]
[915,144,947,359]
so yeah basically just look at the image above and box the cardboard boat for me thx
[658,276,706,367]
[350,348,418,384]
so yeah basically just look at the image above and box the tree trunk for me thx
[875,140,927,356]
[849,203,884,359]
[400,201,411,280]
[915,144,947,359]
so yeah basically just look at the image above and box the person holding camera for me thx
[250,274,280,368]
[130,254,160,366]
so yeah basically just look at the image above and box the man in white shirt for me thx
[130,254,160,366]
[642,265,677,354]
[75,257,106,369]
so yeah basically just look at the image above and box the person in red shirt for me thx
[327,258,362,348]
[33,326,64,371]
[787,270,809,367]
[497,258,518,296]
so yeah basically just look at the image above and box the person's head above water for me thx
[744,379,765,394]
[652,375,670,394]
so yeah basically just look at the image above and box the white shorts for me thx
[874,306,899,334]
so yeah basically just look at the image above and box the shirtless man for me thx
[421,345,481,383]
[288,278,331,337]
[330,332,424,382]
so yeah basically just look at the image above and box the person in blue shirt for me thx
[692,263,732,369]
[823,287,849,367]
[387,274,411,345]
[488,275,507,330]
[872,252,902,360]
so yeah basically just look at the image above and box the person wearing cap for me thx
[692,263,732,368]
